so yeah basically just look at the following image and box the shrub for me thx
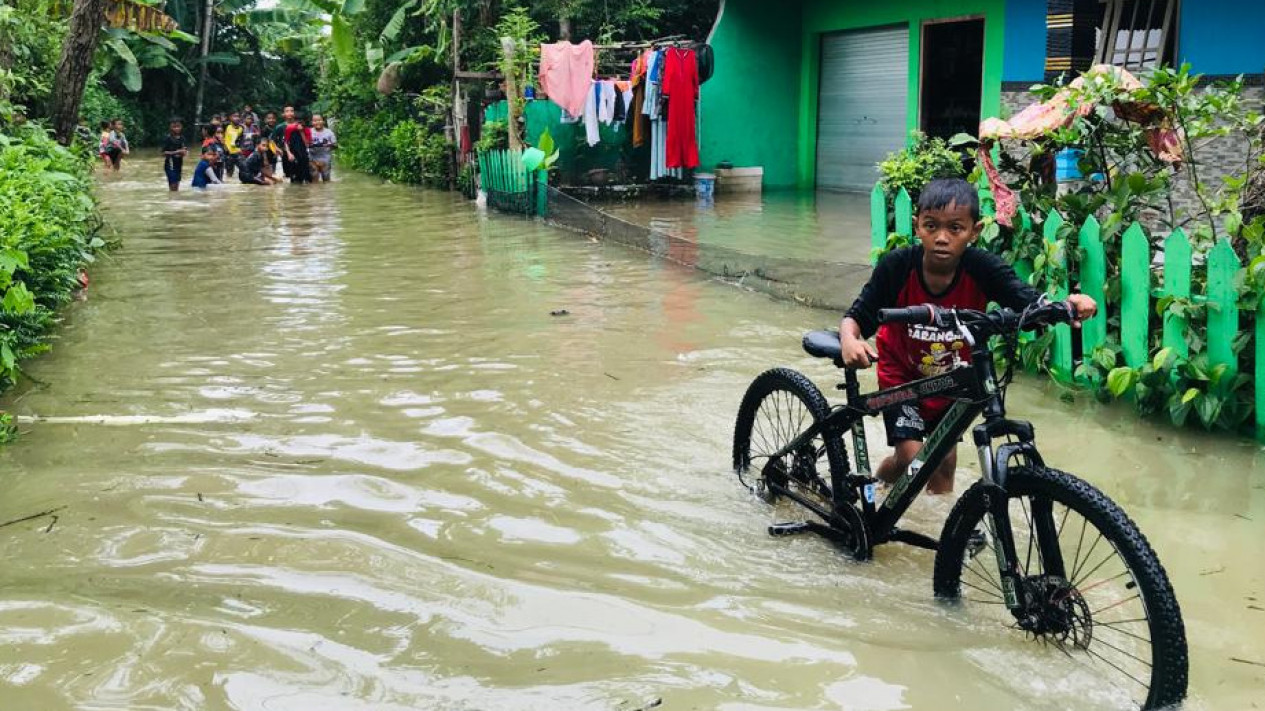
[878,132,966,199]
[0,123,103,397]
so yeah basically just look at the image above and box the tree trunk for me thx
[559,16,571,41]
[193,0,215,127]
[50,0,109,144]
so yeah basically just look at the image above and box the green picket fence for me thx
[477,148,548,216]
[870,183,1265,439]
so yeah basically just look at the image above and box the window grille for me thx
[1096,0,1179,71]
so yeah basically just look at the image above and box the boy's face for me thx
[113,121,124,131]
[170,122,182,135]
[230,113,241,125]
[265,114,276,127]
[915,202,981,270]
[283,107,295,121]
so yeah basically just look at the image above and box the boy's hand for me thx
[840,335,878,369]
[1066,294,1098,327]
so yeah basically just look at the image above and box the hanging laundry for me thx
[583,83,601,146]
[597,81,617,124]
[649,118,683,181]
[630,81,648,147]
[642,50,664,121]
[539,40,596,118]
[662,47,700,170]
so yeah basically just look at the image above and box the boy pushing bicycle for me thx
[838,178,1096,494]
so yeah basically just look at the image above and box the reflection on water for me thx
[0,162,1260,709]
[603,190,874,264]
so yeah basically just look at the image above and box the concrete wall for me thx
[1178,1,1265,76]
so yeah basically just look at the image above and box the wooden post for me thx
[894,188,913,240]
[870,183,887,263]
[1078,215,1107,369]
[1119,222,1150,368]
[1044,209,1073,379]
[1161,229,1192,359]
[1206,238,1240,383]
[501,37,523,152]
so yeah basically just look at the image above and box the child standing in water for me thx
[97,121,115,169]
[110,119,130,171]
[308,114,337,182]
[160,118,188,191]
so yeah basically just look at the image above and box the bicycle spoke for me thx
[1082,643,1150,690]
[1073,549,1123,592]
[1020,497,1036,574]
[966,560,1004,594]
[960,577,1003,599]
[1090,594,1140,618]
[1070,529,1104,584]
[1093,621,1152,646]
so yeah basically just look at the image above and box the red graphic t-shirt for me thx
[846,246,1040,421]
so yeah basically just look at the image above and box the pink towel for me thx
[539,40,595,118]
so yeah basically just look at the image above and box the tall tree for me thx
[50,0,109,143]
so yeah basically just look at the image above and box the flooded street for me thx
[0,161,1261,710]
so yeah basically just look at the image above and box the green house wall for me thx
[702,0,1007,190]
[699,0,804,188]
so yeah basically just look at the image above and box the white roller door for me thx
[816,26,909,192]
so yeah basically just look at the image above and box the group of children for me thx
[158,105,338,191]
[98,119,131,172]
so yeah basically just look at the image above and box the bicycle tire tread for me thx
[933,465,1188,710]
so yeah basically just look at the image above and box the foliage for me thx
[945,65,1265,434]
[475,119,507,152]
[337,113,452,186]
[877,132,966,199]
[0,123,104,396]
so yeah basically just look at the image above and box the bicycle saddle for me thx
[802,330,843,362]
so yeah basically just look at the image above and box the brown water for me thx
[0,161,1261,709]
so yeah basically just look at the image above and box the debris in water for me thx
[1230,657,1265,668]
[1200,565,1226,576]
[604,372,620,380]
[43,515,58,534]
[0,506,67,530]
[550,309,570,316]
[197,493,204,502]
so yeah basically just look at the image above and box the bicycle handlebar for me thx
[877,300,1076,336]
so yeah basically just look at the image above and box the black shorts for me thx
[883,404,941,446]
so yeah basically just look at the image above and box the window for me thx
[1095,0,1179,71]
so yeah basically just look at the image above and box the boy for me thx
[263,112,280,174]
[242,103,260,126]
[237,148,270,185]
[239,113,260,158]
[111,119,131,171]
[308,113,337,182]
[274,106,296,179]
[190,147,222,188]
[160,118,188,191]
[838,178,1096,494]
[224,112,244,178]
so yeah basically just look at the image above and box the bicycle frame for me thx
[765,328,1050,573]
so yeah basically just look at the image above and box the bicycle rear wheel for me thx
[732,368,845,516]
[934,465,1187,710]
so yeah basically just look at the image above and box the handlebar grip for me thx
[878,305,938,325]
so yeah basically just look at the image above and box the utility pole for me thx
[193,0,214,127]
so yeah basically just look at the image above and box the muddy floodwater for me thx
[0,162,1261,710]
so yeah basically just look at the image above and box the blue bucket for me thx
[1055,148,1085,182]
[694,173,716,199]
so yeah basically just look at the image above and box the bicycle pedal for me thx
[768,522,814,537]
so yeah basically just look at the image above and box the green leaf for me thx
[948,132,977,147]
[0,344,14,373]
[1181,387,1199,404]
[380,0,418,42]
[365,43,384,70]
[141,33,178,51]
[105,38,138,66]
[194,52,241,66]
[330,14,356,68]
[537,127,555,156]
[118,61,143,92]
[341,0,365,15]
[1151,347,1174,371]
[1,282,34,315]
[384,46,429,64]
[1106,367,1137,397]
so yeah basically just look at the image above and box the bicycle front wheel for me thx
[933,465,1187,710]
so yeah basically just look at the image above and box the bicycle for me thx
[731,300,1188,710]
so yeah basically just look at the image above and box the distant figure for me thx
[239,113,260,159]
[274,106,297,180]
[242,103,261,126]
[224,112,244,178]
[308,114,337,182]
[283,109,312,184]
[190,148,222,188]
[160,118,188,192]
[97,121,115,169]
[110,119,131,172]
[262,111,280,175]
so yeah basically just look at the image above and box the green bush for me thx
[338,114,452,187]
[878,132,966,199]
[0,123,103,401]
